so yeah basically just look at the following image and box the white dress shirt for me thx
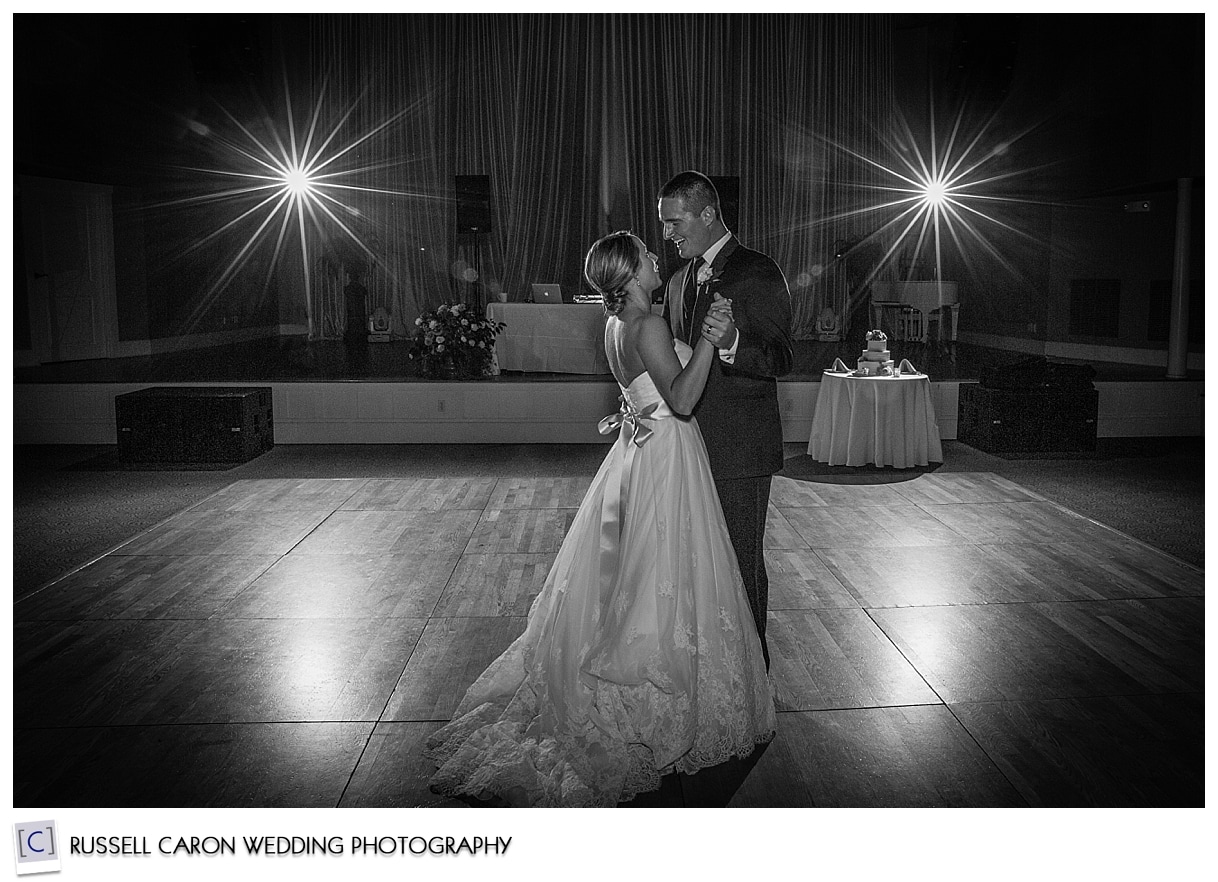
[698,232,738,362]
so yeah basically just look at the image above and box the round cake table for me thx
[807,371,944,468]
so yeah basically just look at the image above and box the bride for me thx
[425,231,775,807]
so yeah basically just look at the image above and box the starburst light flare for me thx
[156,75,437,337]
[807,100,1057,293]
[283,167,315,196]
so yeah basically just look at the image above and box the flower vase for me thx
[423,356,459,380]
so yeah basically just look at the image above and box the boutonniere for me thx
[696,263,714,286]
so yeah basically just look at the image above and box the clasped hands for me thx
[700,293,737,350]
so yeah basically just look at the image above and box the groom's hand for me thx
[702,295,738,349]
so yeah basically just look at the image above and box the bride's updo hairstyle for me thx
[584,230,639,316]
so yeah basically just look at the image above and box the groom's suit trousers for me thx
[713,474,773,669]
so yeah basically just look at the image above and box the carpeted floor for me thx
[12,438,1203,600]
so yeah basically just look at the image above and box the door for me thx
[19,175,119,363]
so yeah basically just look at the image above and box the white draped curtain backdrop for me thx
[302,14,894,340]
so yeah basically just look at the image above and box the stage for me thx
[13,337,1204,445]
[13,335,1195,385]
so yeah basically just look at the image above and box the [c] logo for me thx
[12,821,61,876]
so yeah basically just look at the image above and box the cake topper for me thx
[864,329,887,342]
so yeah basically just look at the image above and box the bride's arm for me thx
[635,315,716,415]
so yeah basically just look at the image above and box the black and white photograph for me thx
[8,8,1208,867]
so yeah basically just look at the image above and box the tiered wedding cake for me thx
[856,329,895,376]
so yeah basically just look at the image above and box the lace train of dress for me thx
[425,343,776,806]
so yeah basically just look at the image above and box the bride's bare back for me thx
[605,306,725,416]
[604,312,653,391]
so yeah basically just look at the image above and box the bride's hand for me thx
[701,294,737,348]
[708,294,732,319]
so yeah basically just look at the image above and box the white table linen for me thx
[807,372,944,467]
[486,303,610,374]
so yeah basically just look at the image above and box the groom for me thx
[658,171,793,668]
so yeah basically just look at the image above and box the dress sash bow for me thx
[595,395,661,613]
[597,397,659,447]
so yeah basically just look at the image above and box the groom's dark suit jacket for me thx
[664,236,794,479]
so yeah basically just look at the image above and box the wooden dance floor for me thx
[13,469,1203,807]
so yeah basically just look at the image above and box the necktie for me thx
[683,257,703,343]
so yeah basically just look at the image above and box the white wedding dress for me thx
[425,340,775,806]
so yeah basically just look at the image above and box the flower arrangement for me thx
[412,301,505,378]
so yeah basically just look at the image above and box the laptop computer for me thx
[531,283,564,304]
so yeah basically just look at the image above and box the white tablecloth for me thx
[807,372,944,467]
[486,303,610,374]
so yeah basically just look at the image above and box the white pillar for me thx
[1166,177,1193,378]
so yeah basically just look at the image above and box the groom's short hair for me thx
[659,171,720,217]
